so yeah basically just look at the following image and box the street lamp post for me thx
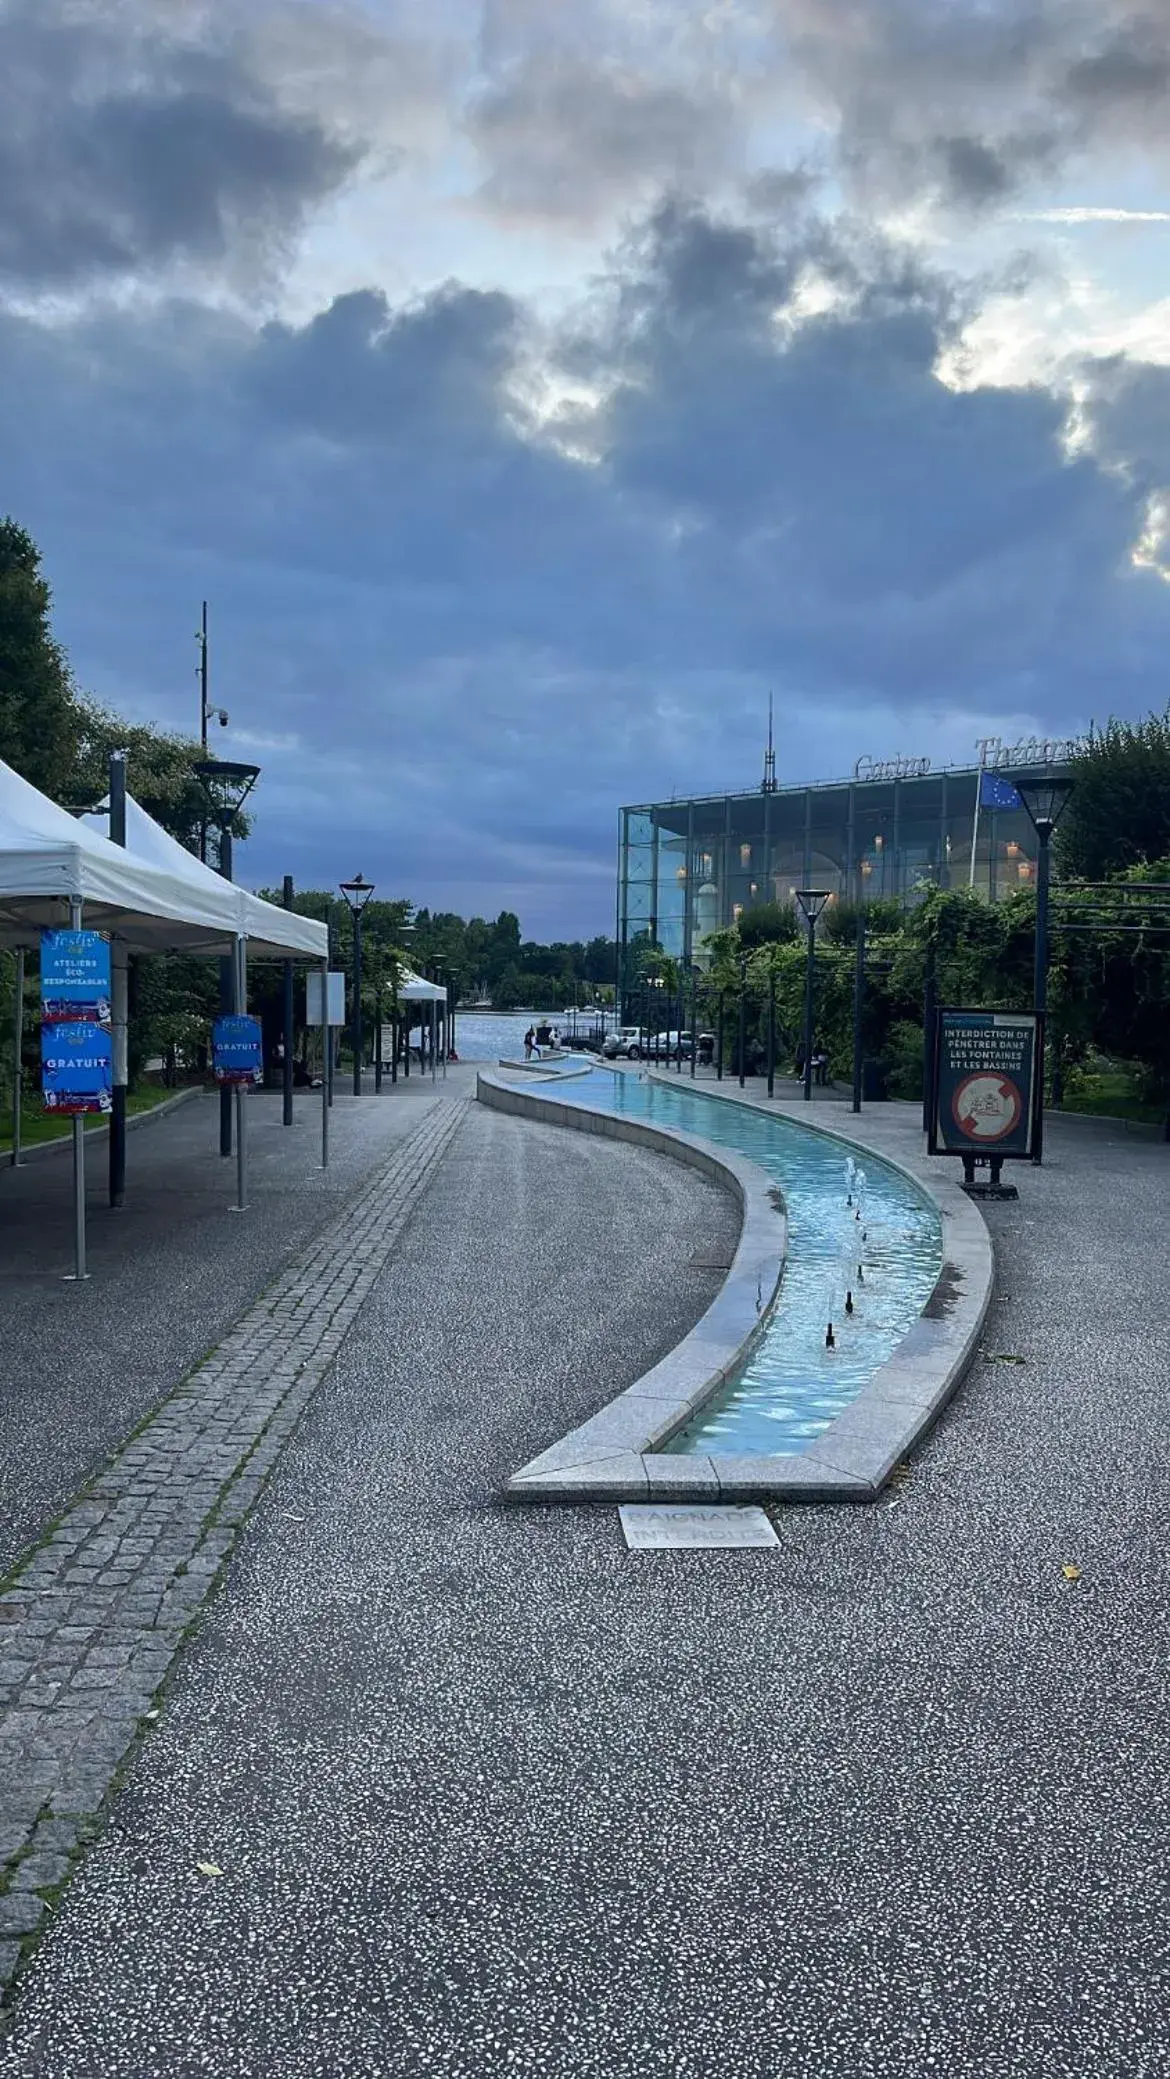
[852,907,866,1115]
[794,890,831,1104]
[689,964,699,1079]
[1014,771,1075,1165]
[194,759,261,1157]
[737,953,748,1088]
[339,874,376,1098]
[767,958,777,1100]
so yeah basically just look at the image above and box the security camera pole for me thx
[196,601,230,862]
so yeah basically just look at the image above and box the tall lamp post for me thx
[1013,771,1075,1166]
[794,889,831,1104]
[737,951,748,1089]
[339,874,376,1097]
[195,758,261,1157]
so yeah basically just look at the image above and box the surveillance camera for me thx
[217,709,229,728]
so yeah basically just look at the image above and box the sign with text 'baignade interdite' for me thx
[929,1010,1039,1162]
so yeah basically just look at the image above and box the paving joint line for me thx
[0,1096,469,2005]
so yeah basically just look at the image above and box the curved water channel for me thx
[545,1065,943,1457]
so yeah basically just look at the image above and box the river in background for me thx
[450,1011,608,1062]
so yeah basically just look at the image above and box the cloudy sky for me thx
[2,0,1170,935]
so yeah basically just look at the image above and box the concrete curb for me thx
[477,1069,993,1505]
[2,1085,207,1170]
[475,1072,787,1499]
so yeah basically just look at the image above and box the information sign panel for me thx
[306,971,346,1027]
[41,1023,113,1114]
[213,1014,263,1085]
[929,1009,1039,1161]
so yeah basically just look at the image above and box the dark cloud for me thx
[0,0,362,290]
[776,0,1170,212]
[1065,27,1170,107]
[1,200,1167,932]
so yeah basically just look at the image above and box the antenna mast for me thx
[762,692,777,793]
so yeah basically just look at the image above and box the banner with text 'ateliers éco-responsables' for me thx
[40,929,113,1115]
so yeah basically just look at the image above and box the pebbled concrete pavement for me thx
[0,1071,472,1577]
[0,1105,1167,2077]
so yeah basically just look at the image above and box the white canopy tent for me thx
[112,798,328,961]
[0,766,326,961]
[398,969,447,1002]
[0,757,330,1277]
[397,966,448,1082]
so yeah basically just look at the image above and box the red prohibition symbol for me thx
[952,1071,1023,1143]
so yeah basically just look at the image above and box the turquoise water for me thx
[548,1068,942,1457]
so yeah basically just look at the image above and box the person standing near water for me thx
[524,1027,536,1060]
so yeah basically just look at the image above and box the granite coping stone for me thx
[479,1069,993,1505]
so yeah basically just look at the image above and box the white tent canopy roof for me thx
[398,968,447,1002]
[118,799,327,960]
[0,759,326,959]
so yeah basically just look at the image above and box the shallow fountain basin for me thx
[476,1067,993,1501]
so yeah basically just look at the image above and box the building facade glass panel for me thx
[617,755,1073,1007]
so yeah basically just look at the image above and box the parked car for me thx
[602,1026,644,1060]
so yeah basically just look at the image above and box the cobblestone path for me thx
[0,1098,469,1992]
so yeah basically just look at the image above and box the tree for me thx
[1058,711,1170,881]
[0,517,79,797]
[70,702,241,846]
[737,901,798,948]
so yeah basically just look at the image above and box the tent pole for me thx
[65,898,89,1282]
[320,960,330,1169]
[217,825,234,1157]
[431,999,436,1082]
[441,997,447,1079]
[282,875,295,1127]
[10,948,24,1168]
[233,938,248,1212]
[108,750,128,1206]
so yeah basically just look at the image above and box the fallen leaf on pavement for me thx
[1061,1564,1082,1583]
[196,1862,223,1878]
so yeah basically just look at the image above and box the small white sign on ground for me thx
[619,1505,780,1550]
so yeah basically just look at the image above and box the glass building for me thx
[617,747,1076,998]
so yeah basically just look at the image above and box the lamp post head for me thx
[1013,770,1075,843]
[193,757,261,824]
[339,872,377,918]
[794,887,831,932]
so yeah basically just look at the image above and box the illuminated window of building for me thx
[945,834,952,857]
[874,833,884,851]
[740,844,751,868]
[732,902,744,922]
[1017,860,1033,881]
[676,865,687,882]
[749,882,758,896]
[1005,840,1020,859]
[860,859,873,878]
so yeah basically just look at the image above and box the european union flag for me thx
[980,771,1023,811]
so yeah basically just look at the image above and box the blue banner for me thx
[41,1022,114,1114]
[41,929,111,1026]
[979,771,1024,812]
[213,1014,263,1085]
